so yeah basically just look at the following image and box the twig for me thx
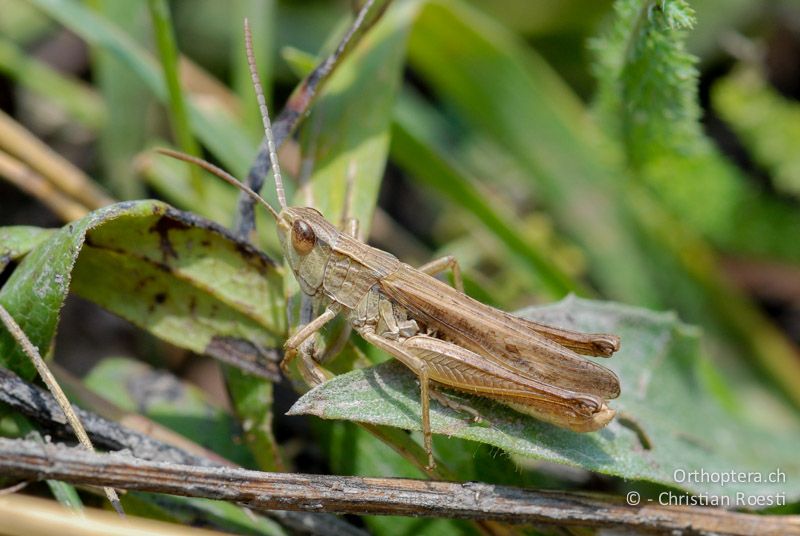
[236,0,392,238]
[0,305,123,515]
[0,438,796,535]
[0,367,366,536]
[0,366,220,467]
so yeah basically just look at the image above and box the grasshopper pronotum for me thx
[161,20,621,469]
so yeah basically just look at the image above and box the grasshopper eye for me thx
[291,220,316,254]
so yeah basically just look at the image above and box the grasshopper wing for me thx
[380,264,620,400]
[402,335,615,432]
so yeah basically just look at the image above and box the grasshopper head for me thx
[277,206,340,296]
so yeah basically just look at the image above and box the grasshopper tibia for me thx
[417,255,464,294]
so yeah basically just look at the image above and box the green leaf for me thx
[289,296,800,502]
[70,202,285,378]
[1,206,125,379]
[0,226,54,268]
[1,201,284,381]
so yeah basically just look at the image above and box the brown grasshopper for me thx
[161,20,621,469]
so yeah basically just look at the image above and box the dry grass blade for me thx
[0,305,124,516]
[0,150,89,220]
[0,493,227,536]
[0,109,113,209]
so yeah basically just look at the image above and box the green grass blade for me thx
[29,0,257,177]
[0,35,105,129]
[84,0,149,199]
[224,366,285,472]
[391,93,583,298]
[294,2,415,232]
[713,65,800,200]
[408,0,660,307]
[230,0,275,140]
[147,0,204,197]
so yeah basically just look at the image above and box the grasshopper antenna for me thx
[244,18,287,210]
[156,148,280,221]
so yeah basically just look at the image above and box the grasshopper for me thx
[161,20,621,469]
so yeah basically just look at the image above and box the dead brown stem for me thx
[0,150,89,221]
[0,438,796,535]
[0,367,365,536]
[0,109,112,209]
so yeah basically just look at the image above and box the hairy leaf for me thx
[290,297,800,502]
[592,0,800,261]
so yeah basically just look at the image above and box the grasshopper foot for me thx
[425,455,436,472]
[429,385,489,426]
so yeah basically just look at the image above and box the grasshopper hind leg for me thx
[358,328,437,470]
[429,385,486,425]
[417,255,464,294]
